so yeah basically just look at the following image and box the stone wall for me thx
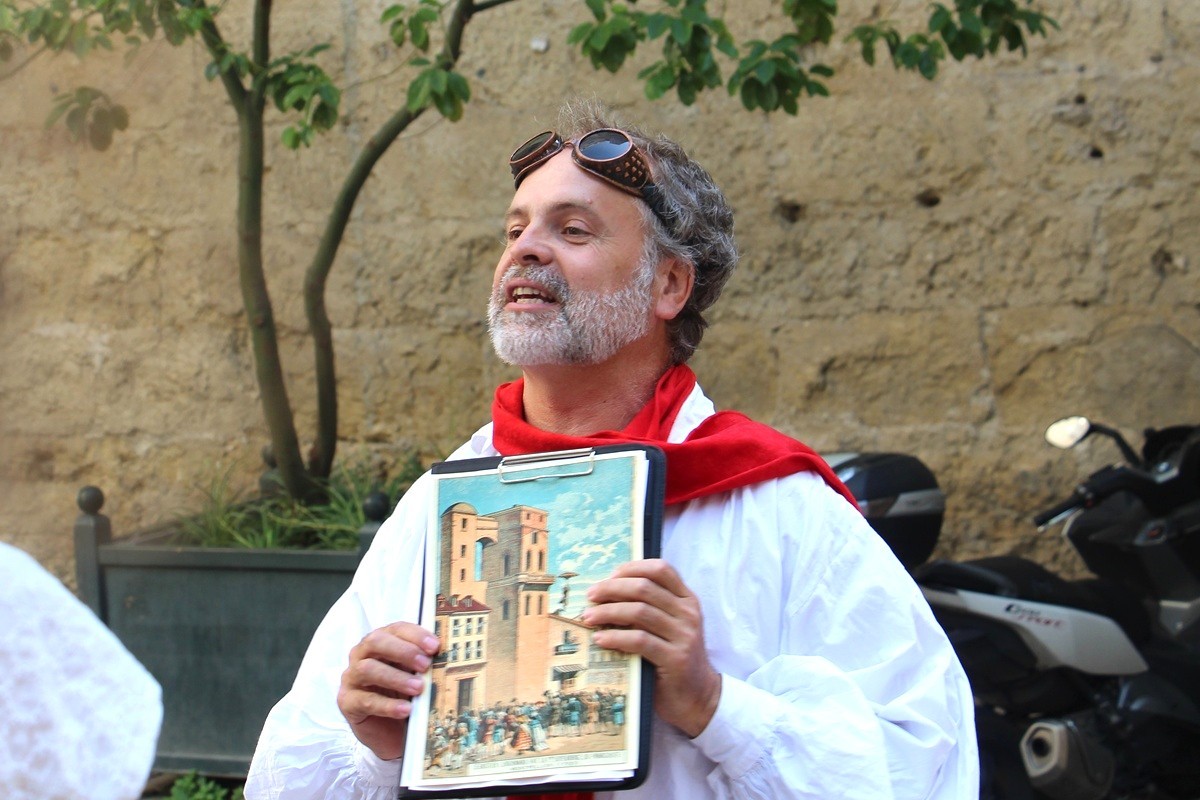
[2,0,1198,582]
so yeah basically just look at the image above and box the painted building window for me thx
[503,601,510,620]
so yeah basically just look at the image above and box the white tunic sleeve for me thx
[625,473,977,800]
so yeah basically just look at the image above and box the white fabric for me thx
[0,542,163,800]
[246,385,978,799]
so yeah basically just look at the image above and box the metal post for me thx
[73,485,112,620]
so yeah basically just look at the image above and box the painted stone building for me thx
[433,501,614,716]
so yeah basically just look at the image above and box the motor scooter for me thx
[831,419,1200,799]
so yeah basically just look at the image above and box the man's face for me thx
[488,150,658,367]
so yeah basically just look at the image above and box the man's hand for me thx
[337,622,440,761]
[581,559,721,738]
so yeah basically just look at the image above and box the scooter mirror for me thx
[1045,416,1092,449]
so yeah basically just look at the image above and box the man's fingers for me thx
[605,558,691,597]
[351,625,438,674]
[338,686,413,723]
[586,574,681,610]
[590,625,669,663]
[583,600,676,642]
[346,656,427,698]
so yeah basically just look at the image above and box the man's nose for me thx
[508,226,553,265]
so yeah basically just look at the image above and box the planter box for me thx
[74,487,378,777]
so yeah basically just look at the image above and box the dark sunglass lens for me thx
[578,129,631,161]
[512,131,556,163]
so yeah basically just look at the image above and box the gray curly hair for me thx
[557,99,739,364]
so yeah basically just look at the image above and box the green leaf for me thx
[738,79,757,111]
[644,13,669,39]
[761,79,779,111]
[447,71,470,101]
[584,0,605,21]
[380,4,405,23]
[929,5,952,33]
[680,5,707,25]
[567,21,593,45]
[405,71,431,112]
[669,17,691,46]
[961,11,982,36]
[281,126,300,149]
[281,84,310,111]
[918,51,937,78]
[409,15,429,50]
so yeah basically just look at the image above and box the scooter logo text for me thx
[1004,602,1063,629]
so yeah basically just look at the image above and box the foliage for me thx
[1,0,1057,504]
[569,0,1057,113]
[178,452,424,550]
[166,772,244,800]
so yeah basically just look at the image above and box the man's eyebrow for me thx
[504,199,599,222]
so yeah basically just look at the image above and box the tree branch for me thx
[192,0,248,112]
[234,0,319,500]
[304,0,479,478]
[470,0,520,13]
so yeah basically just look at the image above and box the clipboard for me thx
[397,444,665,799]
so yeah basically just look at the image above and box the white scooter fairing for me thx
[921,585,1148,675]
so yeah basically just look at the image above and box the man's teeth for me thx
[511,287,553,303]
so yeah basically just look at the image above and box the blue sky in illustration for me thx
[435,454,643,617]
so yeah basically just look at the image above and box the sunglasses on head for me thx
[509,128,671,230]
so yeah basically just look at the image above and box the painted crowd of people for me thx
[425,689,628,772]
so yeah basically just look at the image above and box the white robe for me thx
[0,543,163,800]
[246,384,978,799]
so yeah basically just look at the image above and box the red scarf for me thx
[492,363,856,508]
[499,365,855,800]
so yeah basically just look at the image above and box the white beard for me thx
[488,260,657,367]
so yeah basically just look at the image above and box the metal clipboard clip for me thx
[497,448,596,484]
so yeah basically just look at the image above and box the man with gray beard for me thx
[247,102,978,800]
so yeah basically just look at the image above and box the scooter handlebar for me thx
[1033,495,1084,528]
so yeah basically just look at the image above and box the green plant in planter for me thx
[178,452,425,550]
[166,772,245,800]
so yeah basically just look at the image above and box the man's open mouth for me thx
[509,285,558,304]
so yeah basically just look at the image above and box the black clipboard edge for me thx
[400,444,664,799]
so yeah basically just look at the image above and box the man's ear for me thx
[654,257,694,322]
